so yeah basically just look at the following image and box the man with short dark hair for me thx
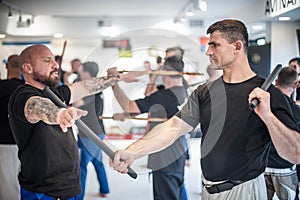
[264,67,300,200]
[110,55,188,200]
[110,19,300,200]
[75,62,110,199]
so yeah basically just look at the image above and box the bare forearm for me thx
[112,84,139,113]
[263,113,300,164]
[70,76,119,103]
[126,116,192,160]
[25,96,61,124]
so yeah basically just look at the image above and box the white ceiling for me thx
[0,0,298,40]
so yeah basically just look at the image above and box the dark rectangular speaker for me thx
[248,43,271,78]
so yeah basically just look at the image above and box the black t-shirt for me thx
[267,95,300,168]
[136,86,187,171]
[296,87,300,100]
[78,93,105,137]
[0,78,24,144]
[177,75,299,181]
[8,84,81,198]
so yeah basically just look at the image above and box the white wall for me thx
[270,21,300,70]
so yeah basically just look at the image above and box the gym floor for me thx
[83,138,202,200]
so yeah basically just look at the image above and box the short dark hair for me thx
[207,19,249,52]
[156,56,162,64]
[7,54,20,69]
[289,57,300,65]
[82,62,99,77]
[165,46,184,57]
[277,67,298,88]
[55,55,62,62]
[162,55,184,78]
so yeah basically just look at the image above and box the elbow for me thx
[279,148,300,164]
[292,149,300,164]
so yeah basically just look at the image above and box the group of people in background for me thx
[1,18,300,200]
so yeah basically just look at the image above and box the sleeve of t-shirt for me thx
[53,85,71,106]
[270,86,300,133]
[175,88,200,129]
[135,92,162,113]
[10,86,40,123]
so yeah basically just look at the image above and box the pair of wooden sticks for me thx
[118,70,204,76]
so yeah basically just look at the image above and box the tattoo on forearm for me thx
[25,96,60,124]
[80,76,119,93]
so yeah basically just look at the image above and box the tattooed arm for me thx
[25,96,87,132]
[68,68,148,104]
[68,76,120,104]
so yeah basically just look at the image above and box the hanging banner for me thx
[265,0,300,17]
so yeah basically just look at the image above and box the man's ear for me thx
[22,63,33,74]
[234,41,243,54]
[235,40,243,51]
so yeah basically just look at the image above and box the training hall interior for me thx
[0,0,300,200]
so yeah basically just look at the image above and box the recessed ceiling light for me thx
[199,0,207,12]
[252,25,264,30]
[279,16,291,21]
[0,34,6,39]
[186,10,194,17]
[53,33,64,38]
[180,17,186,23]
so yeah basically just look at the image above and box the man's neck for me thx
[278,86,293,97]
[7,73,21,80]
[164,77,183,89]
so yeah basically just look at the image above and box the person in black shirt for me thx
[110,19,300,200]
[0,54,24,200]
[264,67,300,200]
[74,62,110,199]
[110,56,188,200]
[8,44,141,199]
[289,57,300,104]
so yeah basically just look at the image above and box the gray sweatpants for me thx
[202,174,267,200]
[0,145,20,200]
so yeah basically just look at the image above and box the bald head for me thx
[19,44,50,71]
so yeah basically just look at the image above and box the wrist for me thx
[56,108,67,124]
[112,83,119,89]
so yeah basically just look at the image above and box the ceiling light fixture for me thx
[180,17,187,23]
[252,25,264,30]
[279,16,291,21]
[53,33,64,38]
[0,34,6,39]
[199,0,207,12]
[8,6,12,19]
[186,10,194,17]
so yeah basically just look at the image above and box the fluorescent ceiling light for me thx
[53,33,64,38]
[180,17,186,23]
[0,34,6,39]
[186,10,194,17]
[257,38,266,46]
[252,25,264,30]
[279,16,290,21]
[199,1,207,12]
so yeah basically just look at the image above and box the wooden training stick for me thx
[118,70,204,76]
[99,115,168,122]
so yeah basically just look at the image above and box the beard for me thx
[32,70,60,88]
